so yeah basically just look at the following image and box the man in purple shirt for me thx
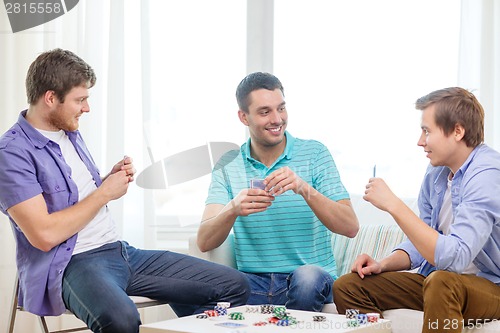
[333,87,500,333]
[0,49,249,333]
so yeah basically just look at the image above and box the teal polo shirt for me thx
[205,132,349,278]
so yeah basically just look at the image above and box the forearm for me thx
[379,250,412,272]
[387,201,438,265]
[197,203,238,252]
[300,184,359,237]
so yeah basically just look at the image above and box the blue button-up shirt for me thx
[397,144,500,284]
[0,111,102,316]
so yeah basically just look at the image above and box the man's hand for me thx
[98,170,130,201]
[109,156,136,183]
[231,188,274,216]
[264,167,309,196]
[363,178,399,213]
[351,253,382,279]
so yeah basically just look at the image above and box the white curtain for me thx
[459,0,500,149]
[0,1,151,331]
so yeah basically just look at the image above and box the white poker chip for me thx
[217,302,231,308]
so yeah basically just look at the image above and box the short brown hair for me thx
[236,72,284,113]
[26,48,96,104]
[415,87,484,147]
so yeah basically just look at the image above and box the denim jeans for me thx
[61,241,250,333]
[244,265,334,312]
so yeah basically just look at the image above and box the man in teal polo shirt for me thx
[197,72,359,311]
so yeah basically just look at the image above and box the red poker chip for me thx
[204,310,218,317]
[253,321,268,326]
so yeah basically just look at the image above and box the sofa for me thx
[188,196,500,333]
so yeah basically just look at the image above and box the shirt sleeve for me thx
[434,167,500,272]
[312,144,349,201]
[0,138,42,213]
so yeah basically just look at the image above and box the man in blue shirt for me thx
[197,72,359,312]
[333,87,500,333]
[0,49,249,333]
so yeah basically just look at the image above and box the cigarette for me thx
[373,164,376,178]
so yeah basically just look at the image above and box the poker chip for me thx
[356,313,367,324]
[346,308,360,319]
[276,318,297,326]
[367,313,380,323]
[347,318,359,327]
[273,306,287,319]
[260,304,275,314]
[313,315,326,322]
[214,305,228,316]
[217,302,231,308]
[204,310,218,317]
[195,314,208,319]
[267,316,280,324]
[229,312,245,320]
[253,321,268,326]
[245,305,260,313]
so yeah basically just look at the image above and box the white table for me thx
[139,306,391,333]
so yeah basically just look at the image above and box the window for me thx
[274,0,460,197]
[128,0,461,251]
[127,0,246,251]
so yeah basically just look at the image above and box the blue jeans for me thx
[61,241,250,333]
[244,265,334,312]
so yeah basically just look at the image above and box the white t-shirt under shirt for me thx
[38,129,119,255]
[438,175,479,275]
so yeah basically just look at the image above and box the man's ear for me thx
[454,123,465,142]
[43,90,57,107]
[238,110,249,126]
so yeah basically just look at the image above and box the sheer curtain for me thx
[459,0,500,150]
[1,0,500,331]
[0,1,140,330]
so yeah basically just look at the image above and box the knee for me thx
[290,265,333,287]
[423,271,460,297]
[224,268,251,305]
[333,272,359,293]
[95,306,141,333]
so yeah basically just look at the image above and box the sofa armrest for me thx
[188,233,237,268]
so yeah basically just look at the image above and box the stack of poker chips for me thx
[229,312,245,320]
[345,309,380,326]
[203,310,218,317]
[313,315,326,322]
[245,305,260,313]
[214,302,230,316]
[346,308,361,327]
[276,318,298,326]
[356,313,368,324]
[345,308,360,319]
[367,313,380,323]
[198,302,231,319]
[273,306,288,319]
[260,304,275,314]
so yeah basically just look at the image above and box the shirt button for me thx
[55,185,60,191]
[11,130,16,134]
[66,247,71,251]
[58,270,63,274]
[68,175,72,179]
